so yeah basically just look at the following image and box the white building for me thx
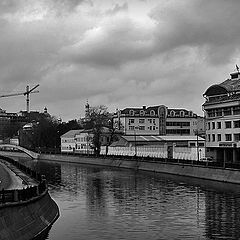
[61,130,84,153]
[75,130,93,154]
[113,105,204,136]
[203,70,240,163]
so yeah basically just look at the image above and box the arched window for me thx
[129,110,134,116]
[170,110,175,117]
[140,110,145,116]
[189,111,193,117]
[150,110,155,116]
[180,111,185,117]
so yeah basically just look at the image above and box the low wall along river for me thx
[37,153,240,185]
[0,155,59,240]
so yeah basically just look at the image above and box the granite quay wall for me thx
[0,192,59,240]
[1,150,240,185]
[38,153,240,185]
[0,154,60,240]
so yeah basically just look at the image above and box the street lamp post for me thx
[134,126,139,157]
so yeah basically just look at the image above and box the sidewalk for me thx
[0,160,38,190]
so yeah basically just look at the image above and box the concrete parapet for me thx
[0,192,59,240]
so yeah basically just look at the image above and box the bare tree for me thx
[83,105,111,156]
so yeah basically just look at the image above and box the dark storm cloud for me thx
[62,0,240,68]
[0,0,239,120]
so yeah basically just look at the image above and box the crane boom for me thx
[0,90,39,98]
[0,84,39,112]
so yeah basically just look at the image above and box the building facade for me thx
[203,71,240,163]
[113,105,204,136]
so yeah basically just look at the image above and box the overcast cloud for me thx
[0,0,239,120]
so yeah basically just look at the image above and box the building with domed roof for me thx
[203,70,240,163]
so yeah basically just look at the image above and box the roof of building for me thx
[121,135,204,142]
[204,71,240,96]
[118,105,198,117]
[61,129,84,138]
[159,135,205,141]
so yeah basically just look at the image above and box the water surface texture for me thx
[20,158,240,240]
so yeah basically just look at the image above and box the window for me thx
[216,109,222,116]
[129,119,135,124]
[153,119,156,124]
[149,126,152,130]
[225,134,232,141]
[212,122,215,129]
[225,121,232,128]
[217,134,221,142]
[208,110,215,118]
[233,106,240,115]
[153,126,155,130]
[150,110,155,116]
[139,126,145,130]
[234,134,240,141]
[234,120,240,128]
[212,134,215,142]
[180,111,185,117]
[129,110,134,116]
[140,110,145,116]
[223,107,232,116]
[217,122,221,129]
[148,119,152,124]
[129,126,134,130]
[208,122,210,130]
[139,119,145,124]
[170,110,175,117]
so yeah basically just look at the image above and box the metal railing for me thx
[0,155,47,204]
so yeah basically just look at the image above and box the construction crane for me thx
[0,84,39,113]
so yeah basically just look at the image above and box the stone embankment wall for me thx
[1,150,240,185]
[0,192,59,240]
[39,153,240,185]
[0,154,59,240]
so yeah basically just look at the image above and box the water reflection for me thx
[205,191,240,239]
[17,158,240,240]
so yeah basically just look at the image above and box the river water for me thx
[19,158,240,240]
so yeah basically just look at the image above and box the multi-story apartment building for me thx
[203,70,240,163]
[113,105,204,136]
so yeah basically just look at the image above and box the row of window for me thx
[129,119,191,126]
[128,110,194,117]
[166,121,190,127]
[129,118,156,124]
[128,126,158,131]
[207,106,240,118]
[207,133,240,142]
[207,120,240,130]
[129,110,156,116]
[166,129,190,135]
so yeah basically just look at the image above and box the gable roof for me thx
[61,129,84,138]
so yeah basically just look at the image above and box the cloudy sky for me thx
[0,0,239,121]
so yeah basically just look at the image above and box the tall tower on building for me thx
[85,100,90,121]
